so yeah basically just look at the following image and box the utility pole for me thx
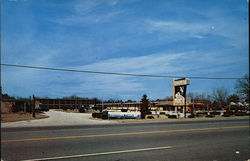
[184,97,186,118]
[192,97,195,114]
[101,100,103,112]
[0,85,2,115]
[29,96,32,111]
[24,102,26,113]
[32,95,36,117]
[0,0,2,115]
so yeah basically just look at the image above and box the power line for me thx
[0,63,246,80]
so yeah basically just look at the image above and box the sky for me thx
[1,0,249,101]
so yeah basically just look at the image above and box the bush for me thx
[97,113,102,118]
[222,113,230,117]
[168,115,177,119]
[210,112,220,115]
[41,107,49,112]
[92,112,102,118]
[147,115,154,119]
[188,113,195,118]
[235,112,246,116]
[102,111,108,119]
[62,107,67,111]
[26,105,33,113]
[12,105,21,113]
[78,107,85,113]
[195,113,202,117]
[121,109,127,112]
[92,113,97,118]
[206,114,215,118]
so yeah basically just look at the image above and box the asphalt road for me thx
[1,119,249,161]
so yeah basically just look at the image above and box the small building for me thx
[37,98,95,110]
[1,100,15,113]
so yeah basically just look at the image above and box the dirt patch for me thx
[55,109,79,113]
[55,109,94,113]
[1,112,49,123]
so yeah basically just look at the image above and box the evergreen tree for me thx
[140,94,149,119]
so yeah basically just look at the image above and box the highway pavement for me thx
[1,119,249,161]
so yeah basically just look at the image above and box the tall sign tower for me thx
[173,78,190,117]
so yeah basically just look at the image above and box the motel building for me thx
[103,100,205,118]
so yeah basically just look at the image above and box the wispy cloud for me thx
[2,0,248,100]
[145,12,248,47]
[80,52,185,74]
[7,0,27,2]
[54,10,123,25]
[144,20,213,42]
[3,50,245,100]
[147,20,210,34]
[52,0,124,25]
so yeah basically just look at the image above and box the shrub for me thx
[188,113,195,118]
[206,114,215,118]
[235,112,246,116]
[102,111,108,119]
[147,115,154,119]
[62,106,67,111]
[12,105,21,113]
[78,107,85,113]
[222,113,230,117]
[195,113,204,117]
[168,115,177,118]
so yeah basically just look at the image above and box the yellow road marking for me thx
[1,125,248,143]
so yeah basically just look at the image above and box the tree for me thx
[140,94,149,119]
[165,96,173,101]
[69,94,80,99]
[227,94,240,104]
[126,100,136,103]
[235,74,249,103]
[211,87,228,109]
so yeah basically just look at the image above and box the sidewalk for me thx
[1,110,115,128]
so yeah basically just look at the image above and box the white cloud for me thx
[145,13,248,47]
[2,0,248,100]
[74,0,101,14]
[1,52,184,98]
[143,20,211,42]
[78,52,186,74]
[192,35,205,39]
[147,20,210,34]
[2,49,247,100]
[7,0,27,2]
[63,52,187,98]
[52,0,124,25]
[54,10,123,25]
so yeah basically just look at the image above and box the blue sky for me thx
[1,0,249,101]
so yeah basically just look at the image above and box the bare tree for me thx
[211,87,228,109]
[227,94,240,104]
[187,92,210,103]
[235,74,249,103]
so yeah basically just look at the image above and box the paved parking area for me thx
[1,110,114,128]
[2,110,248,128]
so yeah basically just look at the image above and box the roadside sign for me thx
[173,78,190,106]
